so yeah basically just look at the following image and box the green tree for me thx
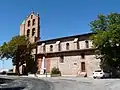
[90,13,120,77]
[0,35,36,75]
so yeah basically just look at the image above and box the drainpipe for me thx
[35,38,39,76]
[40,56,45,74]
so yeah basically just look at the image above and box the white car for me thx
[0,69,9,73]
[93,70,110,79]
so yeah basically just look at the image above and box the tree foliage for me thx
[90,13,120,76]
[0,35,36,75]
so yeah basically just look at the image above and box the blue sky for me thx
[0,0,120,69]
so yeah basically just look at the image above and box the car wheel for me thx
[93,77,96,79]
[101,77,104,79]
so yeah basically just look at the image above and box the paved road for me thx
[42,77,120,90]
[0,76,50,90]
[1,76,120,90]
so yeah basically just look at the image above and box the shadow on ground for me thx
[0,78,25,90]
[0,86,25,90]
[0,78,13,84]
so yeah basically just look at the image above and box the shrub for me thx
[51,67,61,75]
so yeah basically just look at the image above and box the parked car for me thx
[93,70,111,79]
[0,71,7,75]
[0,69,9,75]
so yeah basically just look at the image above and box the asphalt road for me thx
[1,76,120,90]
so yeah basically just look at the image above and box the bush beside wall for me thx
[51,67,61,77]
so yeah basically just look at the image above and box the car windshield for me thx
[95,70,102,72]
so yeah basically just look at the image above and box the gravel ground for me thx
[1,76,120,90]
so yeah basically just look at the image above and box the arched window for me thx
[42,43,46,53]
[27,29,30,37]
[28,20,30,27]
[60,56,64,63]
[66,43,69,50]
[32,28,35,36]
[85,40,89,48]
[50,45,53,51]
[58,43,61,51]
[32,19,35,26]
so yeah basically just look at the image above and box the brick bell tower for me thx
[20,11,40,42]
[13,12,40,74]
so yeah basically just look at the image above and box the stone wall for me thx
[48,54,100,76]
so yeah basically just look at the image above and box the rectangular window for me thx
[81,62,85,72]
[60,56,64,63]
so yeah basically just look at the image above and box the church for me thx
[14,12,101,77]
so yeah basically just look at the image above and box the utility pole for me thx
[2,60,4,69]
